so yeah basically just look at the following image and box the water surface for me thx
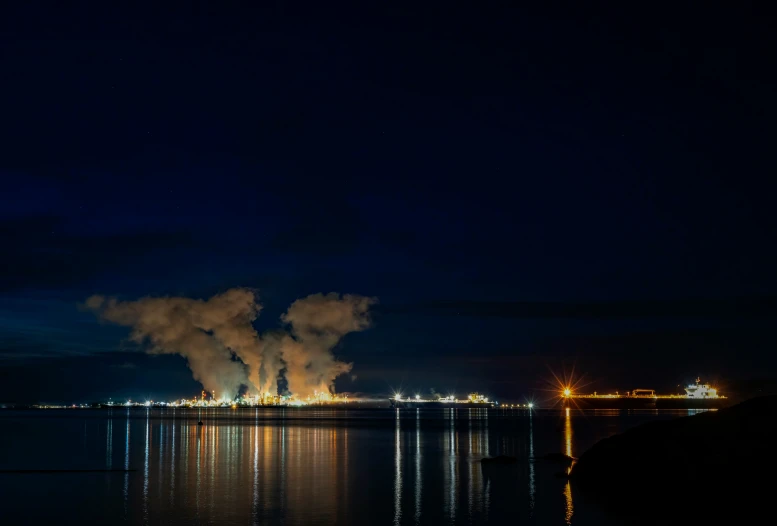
[0,407,702,525]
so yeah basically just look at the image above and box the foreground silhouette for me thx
[571,396,777,524]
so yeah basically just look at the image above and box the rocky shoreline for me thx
[570,396,777,524]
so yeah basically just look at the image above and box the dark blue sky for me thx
[2,3,776,403]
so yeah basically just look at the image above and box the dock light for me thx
[415,394,420,400]
[563,389,571,397]
[528,403,533,408]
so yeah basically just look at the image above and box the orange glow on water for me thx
[563,407,574,524]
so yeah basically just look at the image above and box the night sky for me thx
[2,3,776,403]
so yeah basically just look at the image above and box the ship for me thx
[562,378,728,409]
[390,393,496,409]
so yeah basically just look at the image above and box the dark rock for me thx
[538,453,576,464]
[480,455,518,464]
[571,396,777,524]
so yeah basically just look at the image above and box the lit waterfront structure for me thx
[684,379,720,399]
[559,378,727,409]
[89,391,354,409]
[390,392,497,409]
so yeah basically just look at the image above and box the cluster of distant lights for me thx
[392,392,532,408]
[91,381,717,410]
[560,383,721,400]
[64,391,541,409]
[392,393,491,403]
[105,391,350,409]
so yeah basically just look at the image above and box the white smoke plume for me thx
[281,293,376,398]
[255,330,286,397]
[85,289,376,400]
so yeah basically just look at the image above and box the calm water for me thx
[0,407,704,525]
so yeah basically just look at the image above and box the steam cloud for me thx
[85,289,376,399]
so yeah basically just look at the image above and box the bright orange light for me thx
[564,388,571,397]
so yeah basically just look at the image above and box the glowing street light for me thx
[563,388,571,397]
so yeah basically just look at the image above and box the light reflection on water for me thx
[252,423,258,524]
[529,409,535,516]
[0,408,698,525]
[445,407,457,521]
[143,409,149,523]
[415,409,421,525]
[170,412,175,505]
[564,408,574,525]
[123,409,130,518]
[106,416,113,469]
[394,410,402,526]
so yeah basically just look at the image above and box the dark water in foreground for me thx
[0,407,707,525]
